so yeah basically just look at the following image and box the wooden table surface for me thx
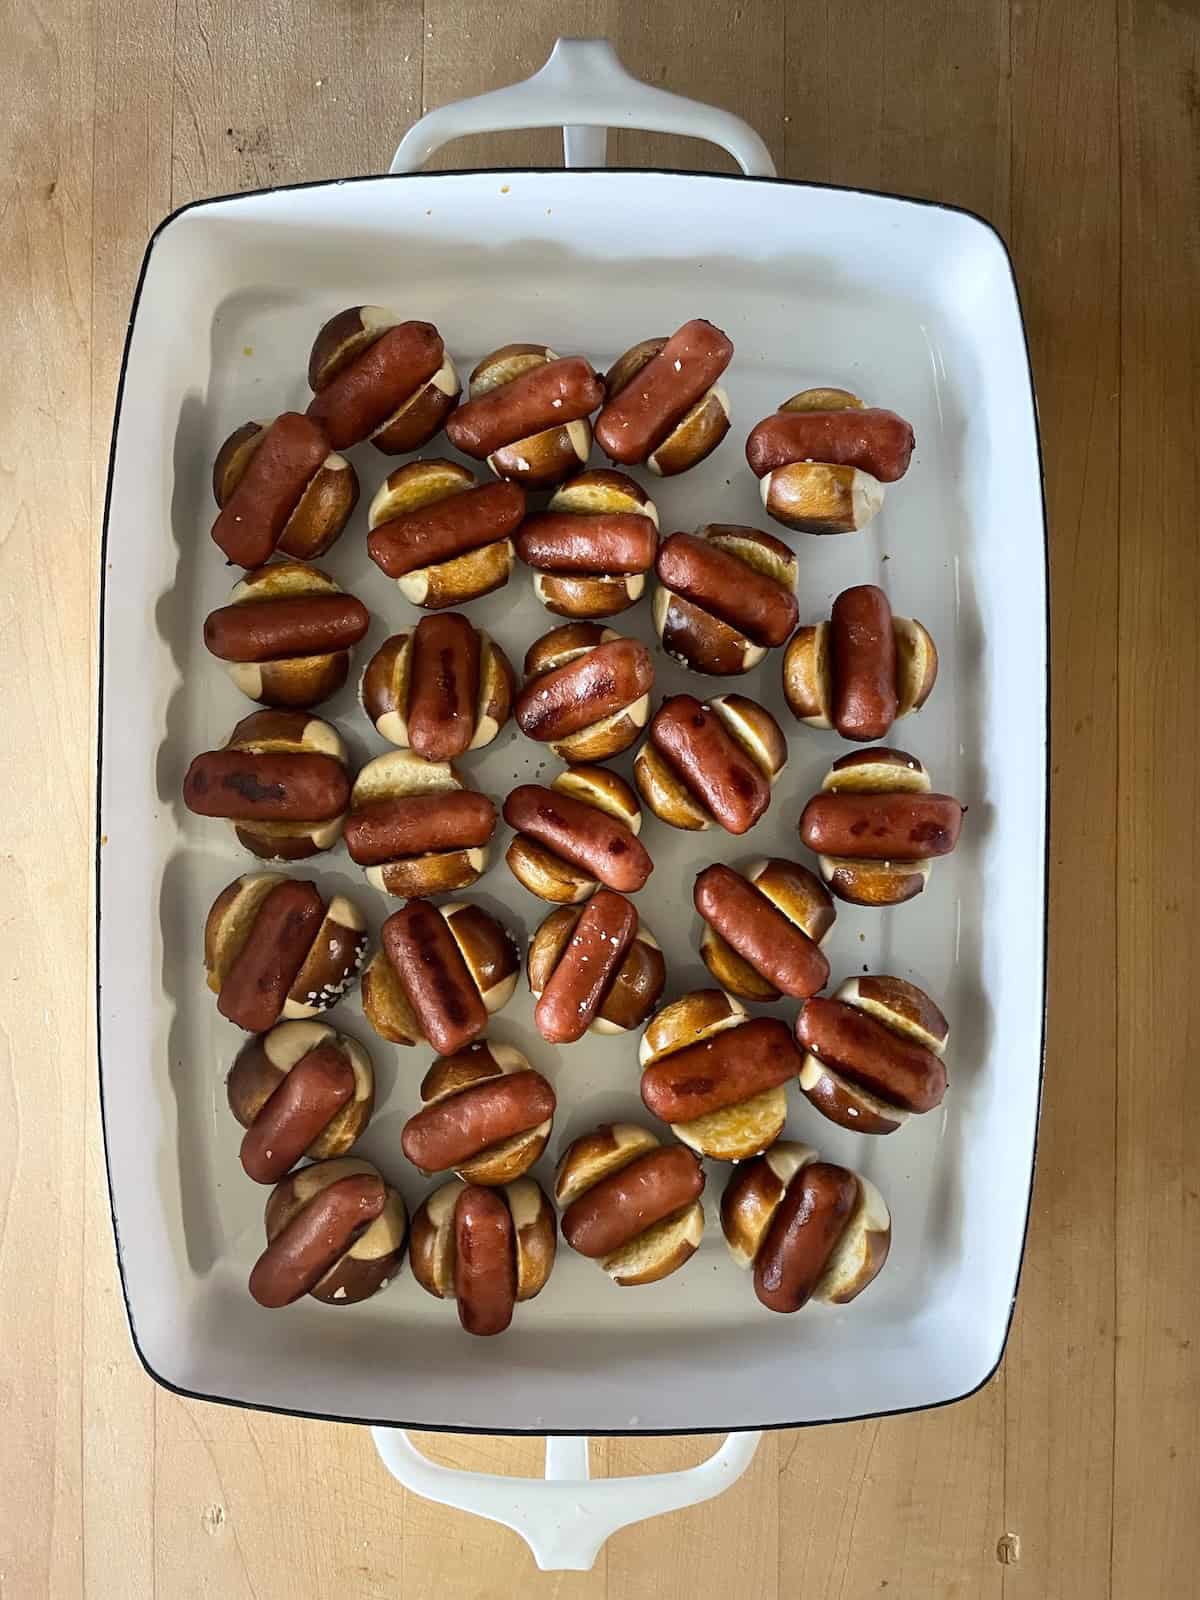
[6,1,1197,1594]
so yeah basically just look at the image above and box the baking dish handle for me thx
[370,1427,761,1571]
[388,36,775,177]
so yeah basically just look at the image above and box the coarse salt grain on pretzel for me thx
[745,387,914,535]
[204,561,370,710]
[343,751,497,898]
[445,344,604,487]
[554,1124,705,1286]
[367,458,523,609]
[504,765,653,903]
[797,746,965,906]
[359,898,520,1053]
[782,583,938,742]
[515,468,659,619]
[401,1041,555,1184]
[634,693,786,834]
[595,318,733,476]
[409,1176,556,1336]
[306,308,459,452]
[639,989,803,1162]
[249,1156,407,1308]
[359,613,513,761]
[796,975,949,1135]
[227,1020,375,1185]
[693,859,834,1003]
[526,890,665,1045]
[514,623,653,763]
[204,873,367,1033]
[653,525,798,676]
[182,709,350,861]
[211,412,357,568]
[721,1143,891,1312]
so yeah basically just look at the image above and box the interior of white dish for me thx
[98,169,1045,1433]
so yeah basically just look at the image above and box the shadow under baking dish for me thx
[98,167,1046,1435]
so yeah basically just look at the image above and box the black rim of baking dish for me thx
[95,165,1050,1437]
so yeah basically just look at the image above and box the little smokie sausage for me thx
[753,1162,858,1313]
[595,320,733,464]
[640,1017,801,1122]
[798,792,964,860]
[343,792,496,867]
[830,585,897,741]
[745,407,915,482]
[453,1185,517,1336]
[561,1146,705,1258]
[249,1173,385,1307]
[239,1044,357,1184]
[406,613,480,761]
[516,512,658,574]
[534,889,639,1044]
[503,784,653,893]
[183,751,349,821]
[218,880,325,1032]
[446,357,604,459]
[367,481,526,578]
[212,412,332,568]
[693,864,829,999]
[307,321,444,449]
[650,695,770,834]
[204,593,370,662]
[515,638,653,743]
[381,899,486,1055]
[796,996,947,1113]
[655,532,798,646]
[401,1072,556,1172]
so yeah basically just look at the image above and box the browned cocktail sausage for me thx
[453,1185,517,1336]
[381,900,487,1055]
[183,751,349,822]
[307,321,444,449]
[655,532,798,646]
[693,864,829,999]
[745,407,915,482]
[640,1017,801,1122]
[401,1072,556,1172]
[830,585,898,741]
[798,791,964,860]
[447,357,603,459]
[516,511,658,573]
[239,1044,356,1184]
[753,1162,858,1313]
[406,613,481,761]
[533,889,639,1044]
[212,412,332,568]
[796,996,947,1113]
[343,792,497,867]
[218,880,325,1032]
[204,593,369,662]
[595,320,733,464]
[560,1145,705,1258]
[515,639,653,743]
[503,784,653,893]
[367,481,526,579]
[249,1173,385,1307]
[649,695,771,835]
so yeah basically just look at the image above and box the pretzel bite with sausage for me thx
[204,561,369,710]
[182,710,350,861]
[204,873,367,1033]
[796,975,949,1134]
[249,1157,407,1308]
[783,584,938,741]
[721,1143,891,1311]
[634,693,787,834]
[446,344,604,488]
[515,624,654,762]
[654,525,798,676]
[227,1021,375,1185]
[694,860,835,1002]
[360,614,513,760]
[360,899,519,1052]
[798,747,965,906]
[306,308,459,452]
[367,459,523,609]
[211,412,358,567]
[526,890,665,1045]
[504,765,652,903]
[595,319,733,476]
[640,990,803,1162]
[401,1041,555,1183]
[409,1177,556,1336]
[516,469,659,619]
[344,751,496,897]
[555,1124,705,1285]
[746,388,915,535]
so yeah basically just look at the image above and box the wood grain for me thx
[4,1,1199,1594]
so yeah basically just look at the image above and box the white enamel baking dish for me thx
[97,36,1047,1565]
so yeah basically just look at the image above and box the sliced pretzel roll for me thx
[344,750,496,897]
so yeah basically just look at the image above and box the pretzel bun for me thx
[446,344,602,487]
[720,1142,891,1311]
[367,458,521,609]
[634,693,787,834]
[251,1156,407,1307]
[515,623,653,762]
[596,320,733,476]
[344,750,495,897]
[748,389,906,535]
[306,307,459,452]
[695,858,835,1002]
[518,468,659,619]
[639,990,802,1162]
[408,1176,556,1335]
[211,413,358,566]
[653,525,798,676]
[401,1041,555,1184]
[526,895,665,1042]
[504,765,651,903]
[360,617,513,757]
[553,1124,705,1285]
